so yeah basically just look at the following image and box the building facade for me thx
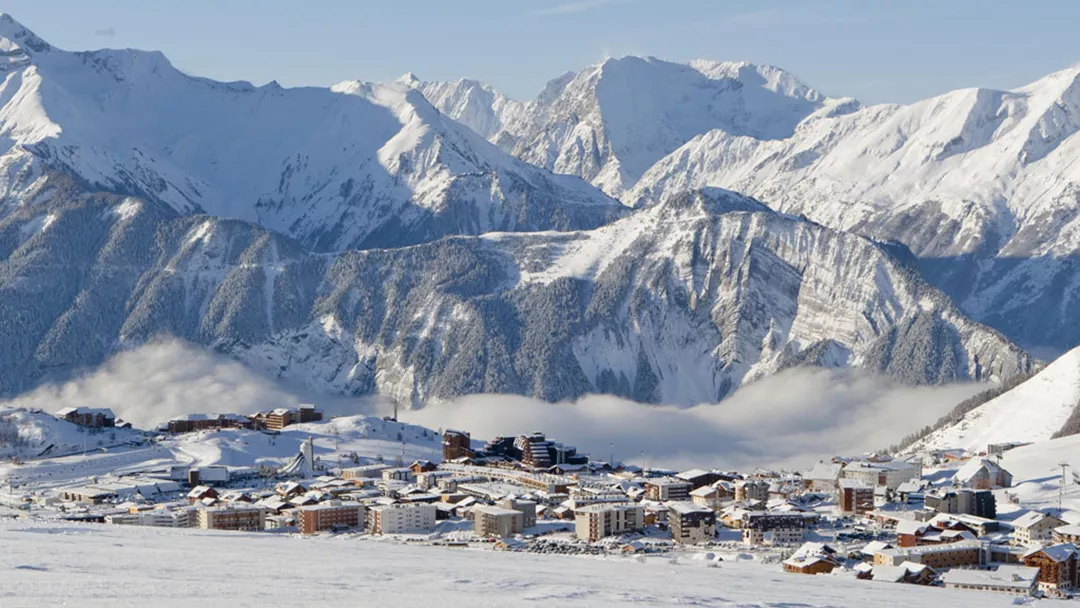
[298,503,366,534]
[669,503,716,544]
[574,503,645,542]
[196,505,265,531]
[368,503,437,534]
[473,505,524,539]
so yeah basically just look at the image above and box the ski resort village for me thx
[5,372,1080,606]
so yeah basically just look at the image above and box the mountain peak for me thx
[396,71,421,86]
[0,14,50,57]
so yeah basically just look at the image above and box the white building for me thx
[941,565,1039,595]
[368,503,436,534]
[381,467,415,482]
[473,505,524,539]
[1013,511,1067,548]
[841,459,920,490]
[574,503,644,542]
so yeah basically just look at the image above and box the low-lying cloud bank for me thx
[2,339,983,469]
[404,369,983,471]
[0,340,382,429]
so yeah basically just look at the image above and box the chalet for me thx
[896,520,930,547]
[734,479,770,502]
[804,461,843,493]
[409,460,437,475]
[1013,511,1068,548]
[782,542,840,575]
[186,485,218,503]
[442,429,472,461]
[1053,524,1080,545]
[941,564,1039,595]
[955,458,1012,490]
[869,561,935,585]
[275,481,308,499]
[56,406,115,428]
[1022,543,1080,593]
[689,485,725,511]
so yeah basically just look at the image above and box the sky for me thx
[4,0,1080,104]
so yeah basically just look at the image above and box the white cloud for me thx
[1,340,982,471]
[404,368,982,471]
[533,0,632,17]
[0,339,385,429]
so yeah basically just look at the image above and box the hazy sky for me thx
[5,0,1080,104]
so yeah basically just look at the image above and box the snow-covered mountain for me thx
[409,57,831,197]
[623,66,1080,352]
[0,15,624,252]
[414,58,1080,353]
[908,346,1080,453]
[0,174,1031,404]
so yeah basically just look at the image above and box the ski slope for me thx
[0,520,1027,607]
[911,346,1080,453]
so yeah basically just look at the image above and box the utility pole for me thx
[609,442,614,468]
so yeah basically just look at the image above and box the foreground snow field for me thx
[0,521,1027,607]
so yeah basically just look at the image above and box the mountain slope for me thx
[906,346,1080,452]
[413,56,1080,353]
[0,15,625,253]
[0,176,1032,404]
[625,65,1080,352]
[411,57,833,197]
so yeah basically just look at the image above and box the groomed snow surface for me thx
[0,520,1025,608]
[912,345,1080,453]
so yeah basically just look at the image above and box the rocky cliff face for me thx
[0,177,1032,404]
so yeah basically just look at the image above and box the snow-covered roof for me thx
[806,461,842,481]
[689,486,717,497]
[669,502,712,516]
[1013,510,1062,530]
[1023,543,1077,562]
[675,468,711,481]
[645,476,691,487]
[860,540,894,555]
[895,520,928,536]
[1055,523,1080,536]
[955,457,1006,483]
[941,565,1039,589]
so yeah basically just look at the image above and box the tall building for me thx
[925,488,996,519]
[644,477,693,501]
[574,503,644,542]
[473,505,524,539]
[298,503,366,534]
[368,503,437,534]
[442,430,472,461]
[669,503,717,544]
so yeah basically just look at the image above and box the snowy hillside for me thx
[0,406,144,460]
[999,434,1080,520]
[908,346,1080,453]
[0,15,624,253]
[410,57,831,197]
